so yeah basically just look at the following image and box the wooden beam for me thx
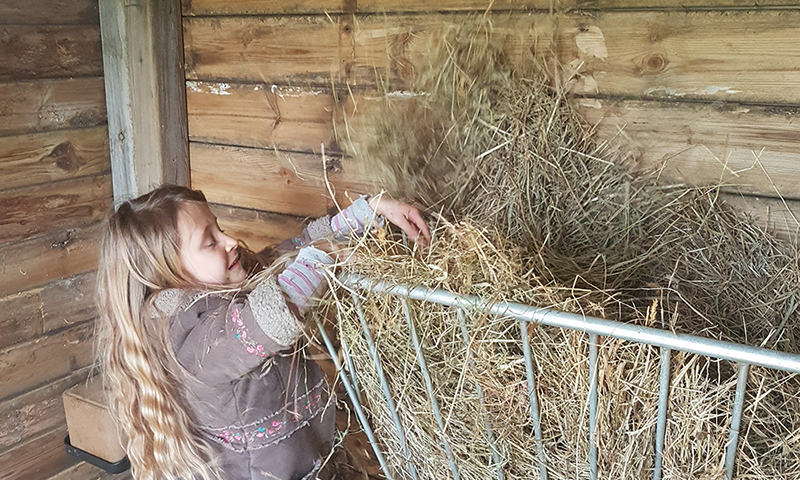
[0,426,77,480]
[584,0,800,8]
[191,142,373,218]
[183,0,556,15]
[0,78,106,136]
[0,175,112,244]
[183,15,345,84]
[576,98,800,199]
[557,10,800,104]
[0,223,102,298]
[0,367,92,451]
[0,0,98,25]
[0,127,110,192]
[41,272,97,334]
[183,13,555,86]
[99,0,189,201]
[0,290,42,351]
[0,272,97,351]
[187,82,337,153]
[0,26,102,81]
[0,322,95,401]
[48,461,132,480]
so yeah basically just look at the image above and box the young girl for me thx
[97,185,430,480]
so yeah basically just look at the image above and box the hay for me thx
[321,17,800,480]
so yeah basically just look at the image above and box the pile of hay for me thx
[320,18,800,480]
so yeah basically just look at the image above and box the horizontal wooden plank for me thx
[0,290,42,350]
[47,461,132,480]
[184,13,556,85]
[209,203,306,253]
[0,126,111,190]
[191,142,372,217]
[586,0,800,8]
[0,126,110,192]
[184,0,349,15]
[575,99,800,199]
[0,0,98,25]
[723,193,800,244]
[0,175,112,244]
[358,0,555,12]
[558,10,800,104]
[0,222,103,298]
[0,367,92,452]
[0,78,106,136]
[183,0,554,15]
[187,82,336,152]
[42,272,97,334]
[0,321,94,402]
[0,425,77,480]
[0,272,97,350]
[184,15,344,84]
[0,25,103,81]
[183,0,800,15]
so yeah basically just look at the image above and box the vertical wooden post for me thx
[99,0,188,203]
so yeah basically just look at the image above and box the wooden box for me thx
[63,377,127,464]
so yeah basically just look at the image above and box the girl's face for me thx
[176,202,246,285]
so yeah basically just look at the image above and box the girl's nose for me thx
[223,233,238,251]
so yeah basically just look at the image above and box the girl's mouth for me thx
[229,256,239,270]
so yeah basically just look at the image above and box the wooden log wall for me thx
[0,1,126,479]
[183,0,800,248]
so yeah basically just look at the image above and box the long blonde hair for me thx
[97,185,260,480]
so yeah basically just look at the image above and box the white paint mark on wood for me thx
[207,83,232,95]
[575,98,603,109]
[645,85,741,97]
[186,81,203,93]
[575,26,608,61]
[185,81,232,95]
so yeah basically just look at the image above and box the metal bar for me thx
[402,299,460,479]
[725,363,751,480]
[351,292,421,480]
[458,309,505,480]
[519,319,548,480]
[653,347,671,480]
[339,331,362,400]
[315,318,394,480]
[340,274,800,374]
[588,334,599,480]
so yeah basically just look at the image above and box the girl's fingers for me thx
[369,196,431,246]
[405,208,431,245]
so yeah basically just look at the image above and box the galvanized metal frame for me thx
[320,273,800,480]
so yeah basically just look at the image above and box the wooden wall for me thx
[182,0,800,248]
[0,0,124,478]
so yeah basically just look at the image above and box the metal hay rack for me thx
[316,273,800,480]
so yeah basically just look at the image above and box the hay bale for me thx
[322,16,800,479]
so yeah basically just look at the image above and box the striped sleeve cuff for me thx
[330,195,385,239]
[277,246,334,314]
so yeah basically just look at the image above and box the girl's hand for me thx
[368,195,431,246]
[310,239,356,264]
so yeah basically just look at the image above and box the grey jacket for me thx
[156,279,334,480]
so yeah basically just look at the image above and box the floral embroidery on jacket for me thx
[205,378,327,452]
[230,306,268,357]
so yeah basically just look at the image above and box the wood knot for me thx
[642,53,668,73]
[51,230,75,249]
[42,141,82,173]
